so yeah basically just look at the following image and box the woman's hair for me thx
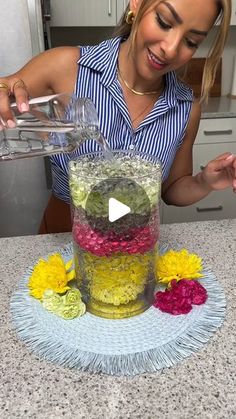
[114,0,232,103]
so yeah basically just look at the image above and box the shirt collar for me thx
[78,37,120,87]
[78,37,193,107]
[164,71,193,106]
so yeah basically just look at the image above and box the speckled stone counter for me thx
[202,95,236,118]
[0,219,236,419]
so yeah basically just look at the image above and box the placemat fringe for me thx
[10,269,226,376]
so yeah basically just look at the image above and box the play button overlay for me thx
[108,198,131,222]
[85,177,151,235]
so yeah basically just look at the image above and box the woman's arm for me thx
[162,99,236,206]
[0,46,80,127]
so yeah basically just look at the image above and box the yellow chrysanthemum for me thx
[28,253,75,299]
[82,252,151,305]
[77,253,151,306]
[88,297,145,319]
[90,280,145,305]
[156,249,203,284]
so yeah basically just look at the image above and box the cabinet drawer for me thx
[162,141,236,224]
[50,0,117,27]
[195,118,236,145]
[194,142,236,169]
[162,189,236,223]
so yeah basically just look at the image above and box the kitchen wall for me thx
[51,26,236,96]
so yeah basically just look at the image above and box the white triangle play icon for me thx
[108,197,131,222]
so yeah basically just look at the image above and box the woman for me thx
[0,0,235,233]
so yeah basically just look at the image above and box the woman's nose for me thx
[160,33,181,61]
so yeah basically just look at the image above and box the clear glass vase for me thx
[69,150,162,319]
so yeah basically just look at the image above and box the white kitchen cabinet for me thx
[50,0,117,27]
[116,0,129,22]
[216,0,236,25]
[231,0,236,25]
[162,117,236,224]
[50,1,236,27]
[50,0,129,27]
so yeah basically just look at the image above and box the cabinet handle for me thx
[196,205,223,212]
[108,0,112,16]
[42,0,51,20]
[203,129,233,136]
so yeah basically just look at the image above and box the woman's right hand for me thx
[0,76,29,129]
[0,46,80,130]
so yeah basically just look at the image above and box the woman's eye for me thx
[156,13,172,30]
[185,38,198,49]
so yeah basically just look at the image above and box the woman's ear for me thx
[129,0,142,14]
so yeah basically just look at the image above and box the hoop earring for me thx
[126,10,135,25]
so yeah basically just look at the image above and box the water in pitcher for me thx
[0,94,112,160]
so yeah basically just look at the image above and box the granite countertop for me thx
[0,219,236,419]
[201,95,236,118]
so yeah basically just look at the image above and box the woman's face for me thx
[130,0,219,80]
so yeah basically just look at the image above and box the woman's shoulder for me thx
[44,46,81,93]
[47,45,81,65]
[35,46,80,79]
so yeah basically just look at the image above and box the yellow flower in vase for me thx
[156,249,203,285]
[90,279,145,305]
[83,252,152,305]
[28,253,75,299]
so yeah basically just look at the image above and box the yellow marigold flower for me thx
[28,253,75,299]
[156,249,203,284]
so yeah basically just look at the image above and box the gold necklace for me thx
[118,65,160,96]
[131,99,155,124]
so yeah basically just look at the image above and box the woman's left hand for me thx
[201,152,236,192]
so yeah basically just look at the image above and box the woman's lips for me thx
[147,49,167,70]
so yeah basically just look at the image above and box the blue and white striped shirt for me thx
[51,37,193,203]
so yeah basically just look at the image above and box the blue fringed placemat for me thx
[10,243,226,376]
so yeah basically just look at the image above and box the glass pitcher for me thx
[0,93,111,160]
[69,150,162,319]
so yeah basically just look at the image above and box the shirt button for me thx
[129,144,135,150]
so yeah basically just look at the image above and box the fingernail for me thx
[20,102,29,112]
[7,119,16,128]
[226,154,233,160]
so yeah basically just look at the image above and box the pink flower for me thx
[153,279,207,315]
[73,222,159,256]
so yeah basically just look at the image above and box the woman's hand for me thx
[200,152,236,193]
[0,47,80,131]
[0,77,29,129]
